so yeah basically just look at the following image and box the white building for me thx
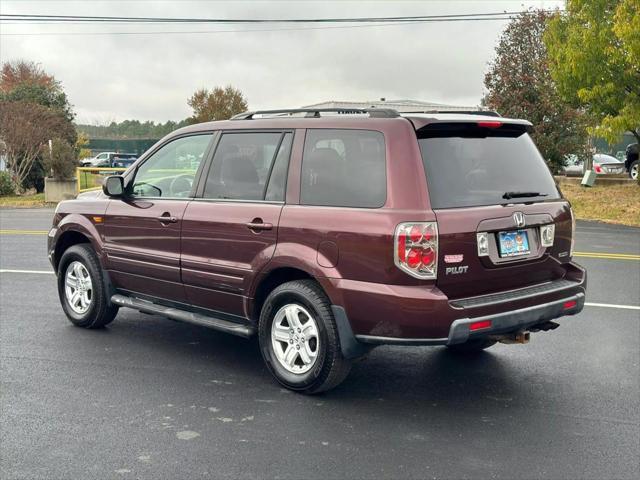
[302,98,490,114]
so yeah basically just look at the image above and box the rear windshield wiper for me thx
[502,191,549,200]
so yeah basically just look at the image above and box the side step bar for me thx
[110,294,256,338]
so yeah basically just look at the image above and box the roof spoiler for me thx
[416,121,531,138]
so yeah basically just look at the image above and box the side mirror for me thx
[103,175,125,197]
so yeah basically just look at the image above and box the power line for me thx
[0,10,563,36]
[0,10,560,24]
[0,17,525,36]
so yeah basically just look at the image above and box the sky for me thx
[0,0,564,124]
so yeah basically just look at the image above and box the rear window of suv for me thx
[417,123,560,209]
[301,129,386,208]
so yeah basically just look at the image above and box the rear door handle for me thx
[157,214,178,224]
[246,220,273,231]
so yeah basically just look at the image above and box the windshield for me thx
[417,124,560,209]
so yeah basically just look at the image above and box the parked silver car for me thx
[563,154,626,176]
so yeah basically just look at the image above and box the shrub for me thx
[21,158,45,193]
[0,170,15,196]
[43,138,76,179]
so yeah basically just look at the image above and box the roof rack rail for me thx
[231,108,400,120]
[400,110,501,117]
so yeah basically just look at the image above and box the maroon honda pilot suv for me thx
[48,108,586,393]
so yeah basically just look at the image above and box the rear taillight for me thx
[569,208,576,257]
[594,163,602,173]
[394,222,438,279]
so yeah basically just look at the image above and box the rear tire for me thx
[57,244,118,329]
[258,280,351,394]
[446,338,497,353]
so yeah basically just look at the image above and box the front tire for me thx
[258,280,351,394]
[57,244,118,329]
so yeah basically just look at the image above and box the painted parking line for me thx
[2,269,639,311]
[0,229,49,235]
[0,269,54,274]
[584,302,640,311]
[573,252,640,261]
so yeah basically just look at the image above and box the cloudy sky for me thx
[1,0,563,124]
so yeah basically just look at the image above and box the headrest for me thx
[221,154,258,184]
[306,147,342,167]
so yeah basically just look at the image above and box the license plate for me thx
[498,230,530,257]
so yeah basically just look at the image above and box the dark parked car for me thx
[625,143,638,180]
[48,108,586,393]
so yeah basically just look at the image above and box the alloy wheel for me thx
[270,304,320,374]
[64,261,93,314]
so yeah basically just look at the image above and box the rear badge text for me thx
[445,265,469,275]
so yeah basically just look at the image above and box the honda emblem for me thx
[513,212,525,228]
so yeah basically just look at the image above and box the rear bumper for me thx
[355,292,584,346]
[327,262,586,355]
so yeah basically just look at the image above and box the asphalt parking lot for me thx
[1,208,639,480]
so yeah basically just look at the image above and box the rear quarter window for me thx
[301,129,386,208]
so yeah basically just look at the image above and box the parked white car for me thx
[80,152,138,168]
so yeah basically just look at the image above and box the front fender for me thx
[50,213,105,269]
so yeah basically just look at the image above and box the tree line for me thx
[77,86,248,140]
[77,120,191,140]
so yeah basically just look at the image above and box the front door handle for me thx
[246,219,273,231]
[157,213,178,224]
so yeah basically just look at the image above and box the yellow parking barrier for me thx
[76,167,127,193]
[75,167,197,193]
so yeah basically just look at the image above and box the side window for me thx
[131,134,212,198]
[265,133,293,201]
[203,132,289,201]
[301,129,386,208]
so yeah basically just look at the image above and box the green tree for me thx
[1,60,74,122]
[76,131,92,161]
[2,82,74,122]
[545,0,640,143]
[43,138,77,179]
[187,85,248,123]
[483,9,590,172]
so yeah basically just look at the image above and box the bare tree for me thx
[0,101,75,191]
